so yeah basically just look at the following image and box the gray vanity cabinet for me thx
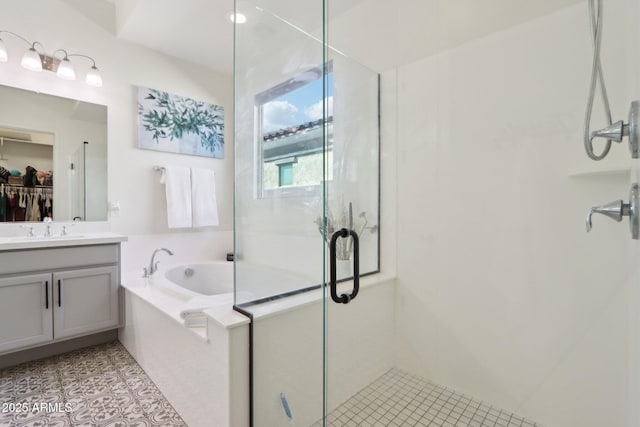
[0,273,54,353]
[0,243,122,355]
[53,266,119,339]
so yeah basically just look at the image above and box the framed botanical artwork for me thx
[137,87,224,158]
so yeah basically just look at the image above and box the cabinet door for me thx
[53,266,119,340]
[0,274,53,354]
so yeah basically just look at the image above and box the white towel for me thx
[180,295,232,315]
[179,294,232,327]
[182,312,207,328]
[191,167,219,228]
[164,165,192,228]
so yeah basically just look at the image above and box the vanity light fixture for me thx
[20,46,43,71]
[0,30,103,87]
[56,54,76,80]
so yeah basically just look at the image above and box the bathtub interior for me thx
[149,261,311,312]
[163,262,234,296]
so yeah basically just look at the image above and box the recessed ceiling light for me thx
[227,11,247,24]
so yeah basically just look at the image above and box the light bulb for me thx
[227,12,247,24]
[21,47,42,71]
[56,57,76,80]
[0,38,7,62]
[85,65,102,87]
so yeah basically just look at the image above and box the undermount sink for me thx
[7,235,85,242]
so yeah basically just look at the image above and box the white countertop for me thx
[0,232,128,251]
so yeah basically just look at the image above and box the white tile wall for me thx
[390,2,637,426]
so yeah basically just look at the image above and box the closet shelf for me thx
[0,183,52,188]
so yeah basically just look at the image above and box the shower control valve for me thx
[586,183,640,239]
[589,101,640,159]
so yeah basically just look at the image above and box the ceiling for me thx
[59,0,235,75]
[61,0,584,75]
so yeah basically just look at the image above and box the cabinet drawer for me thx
[0,245,118,275]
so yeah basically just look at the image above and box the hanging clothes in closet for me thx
[0,184,53,222]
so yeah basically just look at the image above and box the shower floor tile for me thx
[314,368,542,427]
[0,341,186,427]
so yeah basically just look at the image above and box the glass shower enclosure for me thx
[235,0,640,426]
[234,0,381,424]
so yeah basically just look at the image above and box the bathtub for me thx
[156,261,234,300]
[118,261,250,427]
[119,259,394,427]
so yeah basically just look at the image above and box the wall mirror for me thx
[0,85,107,222]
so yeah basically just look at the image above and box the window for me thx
[278,163,293,187]
[255,63,333,197]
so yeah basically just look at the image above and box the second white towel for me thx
[191,167,219,227]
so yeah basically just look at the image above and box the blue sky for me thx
[263,73,334,132]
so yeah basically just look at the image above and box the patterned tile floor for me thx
[0,342,544,427]
[0,341,186,427]
[314,368,542,427]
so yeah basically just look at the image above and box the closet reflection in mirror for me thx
[0,85,107,222]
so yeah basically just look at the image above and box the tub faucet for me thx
[144,248,174,277]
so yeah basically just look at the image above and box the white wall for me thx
[0,0,234,265]
[392,2,636,426]
[629,1,640,425]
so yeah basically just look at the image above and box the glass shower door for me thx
[322,45,382,424]
[233,0,381,424]
[234,0,328,425]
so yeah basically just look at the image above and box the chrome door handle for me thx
[586,183,640,239]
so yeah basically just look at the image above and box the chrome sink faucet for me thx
[20,225,34,237]
[144,248,174,277]
[43,217,53,237]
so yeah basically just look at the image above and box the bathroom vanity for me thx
[0,234,127,355]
